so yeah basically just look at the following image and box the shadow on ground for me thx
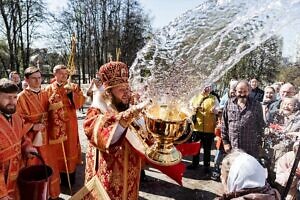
[181,154,219,180]
[139,153,223,200]
[139,175,218,200]
[60,153,86,196]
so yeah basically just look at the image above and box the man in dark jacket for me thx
[249,78,264,102]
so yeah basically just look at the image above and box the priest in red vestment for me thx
[16,67,61,199]
[0,79,37,200]
[45,65,85,185]
[83,61,148,200]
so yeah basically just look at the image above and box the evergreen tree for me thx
[221,37,283,88]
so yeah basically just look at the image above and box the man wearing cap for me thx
[16,67,61,199]
[45,65,85,186]
[0,78,37,199]
[83,61,145,199]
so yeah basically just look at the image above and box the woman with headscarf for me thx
[216,150,280,200]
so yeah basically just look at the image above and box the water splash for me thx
[130,0,300,105]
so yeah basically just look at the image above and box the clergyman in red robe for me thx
[0,78,37,199]
[45,65,85,186]
[84,61,147,200]
[16,67,61,199]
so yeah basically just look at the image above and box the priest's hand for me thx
[25,146,38,159]
[66,88,73,94]
[119,106,143,127]
[32,123,45,132]
[64,83,75,94]
[130,92,140,105]
[118,100,151,127]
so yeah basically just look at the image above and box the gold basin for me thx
[144,104,188,166]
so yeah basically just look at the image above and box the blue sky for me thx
[46,0,201,28]
[35,0,201,48]
[139,0,201,28]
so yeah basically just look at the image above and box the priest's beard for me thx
[111,94,129,112]
[0,104,16,115]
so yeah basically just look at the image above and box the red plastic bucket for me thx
[18,153,53,200]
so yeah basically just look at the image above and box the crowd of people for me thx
[189,77,299,200]
[0,61,299,200]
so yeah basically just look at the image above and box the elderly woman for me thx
[216,150,280,200]
[263,97,300,185]
[262,86,276,122]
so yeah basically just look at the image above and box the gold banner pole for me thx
[64,33,76,90]
[61,141,72,194]
[62,33,76,194]
[116,48,121,61]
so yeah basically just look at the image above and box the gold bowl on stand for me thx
[144,103,189,166]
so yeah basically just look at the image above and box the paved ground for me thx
[59,107,224,200]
